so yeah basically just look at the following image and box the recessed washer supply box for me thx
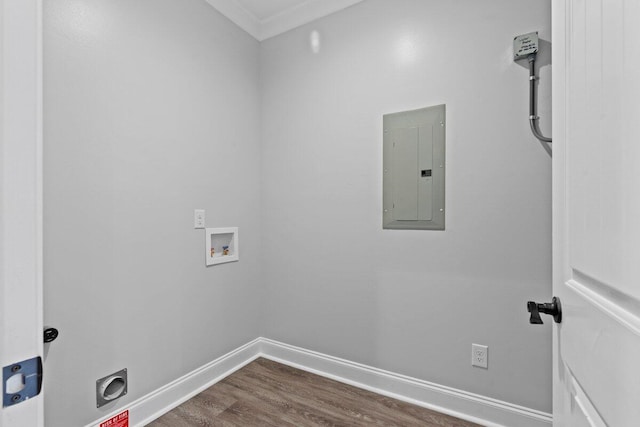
[206,227,239,266]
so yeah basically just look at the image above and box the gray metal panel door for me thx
[392,127,418,221]
[383,104,445,230]
[418,125,433,221]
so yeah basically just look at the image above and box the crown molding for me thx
[205,0,365,41]
[205,0,261,39]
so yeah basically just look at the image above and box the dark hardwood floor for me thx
[147,358,482,427]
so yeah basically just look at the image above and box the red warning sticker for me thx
[99,410,129,427]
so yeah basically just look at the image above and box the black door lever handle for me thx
[527,297,562,324]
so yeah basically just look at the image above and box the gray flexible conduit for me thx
[528,55,552,143]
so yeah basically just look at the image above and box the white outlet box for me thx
[194,209,205,229]
[472,344,488,369]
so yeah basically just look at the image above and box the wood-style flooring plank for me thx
[147,358,482,427]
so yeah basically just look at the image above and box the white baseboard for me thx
[87,337,552,427]
[86,338,262,427]
[259,338,552,427]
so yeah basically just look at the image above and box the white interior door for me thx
[0,0,44,426]
[552,1,640,426]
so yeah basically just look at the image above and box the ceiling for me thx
[205,0,365,41]
[235,0,311,21]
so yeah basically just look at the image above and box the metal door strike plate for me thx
[3,357,43,407]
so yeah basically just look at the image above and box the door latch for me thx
[2,357,42,407]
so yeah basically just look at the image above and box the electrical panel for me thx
[383,105,445,230]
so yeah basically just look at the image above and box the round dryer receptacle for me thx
[100,376,125,400]
[96,368,127,408]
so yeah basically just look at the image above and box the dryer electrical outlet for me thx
[383,104,445,230]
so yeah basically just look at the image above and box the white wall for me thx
[260,0,552,413]
[43,1,262,426]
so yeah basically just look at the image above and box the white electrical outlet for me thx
[472,344,488,369]
[194,209,205,229]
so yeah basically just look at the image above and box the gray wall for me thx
[43,1,262,426]
[260,0,552,413]
[44,0,552,425]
